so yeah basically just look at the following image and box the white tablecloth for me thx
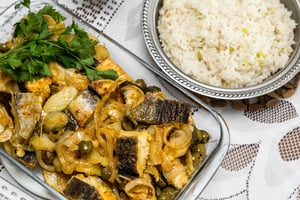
[0,0,300,199]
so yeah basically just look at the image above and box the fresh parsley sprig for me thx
[0,3,118,82]
[15,0,30,9]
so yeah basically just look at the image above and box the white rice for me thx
[157,0,297,88]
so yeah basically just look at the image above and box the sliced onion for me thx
[36,151,55,172]
[124,177,155,200]
[163,124,193,158]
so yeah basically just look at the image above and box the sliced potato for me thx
[43,86,78,113]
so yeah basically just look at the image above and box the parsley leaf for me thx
[37,6,66,23]
[14,5,65,39]
[15,0,30,9]
[0,4,118,82]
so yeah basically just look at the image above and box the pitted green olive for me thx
[78,140,93,155]
[192,151,203,167]
[199,129,210,143]
[41,151,55,165]
[155,186,162,197]
[192,143,206,157]
[158,187,177,200]
[157,193,170,200]
[0,43,9,52]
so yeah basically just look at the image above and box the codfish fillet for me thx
[129,94,191,124]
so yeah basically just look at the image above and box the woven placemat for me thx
[196,72,300,110]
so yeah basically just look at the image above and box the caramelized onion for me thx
[124,177,155,200]
[55,130,104,175]
[163,124,193,158]
[36,151,55,172]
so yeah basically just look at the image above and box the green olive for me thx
[0,43,9,52]
[78,140,93,155]
[195,128,203,141]
[192,143,206,157]
[162,186,176,195]
[191,127,200,148]
[41,151,55,165]
[101,167,112,182]
[158,187,177,200]
[192,151,203,167]
[199,130,210,143]
[155,186,162,197]
[158,193,171,200]
[135,79,147,90]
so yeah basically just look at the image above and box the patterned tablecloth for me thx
[0,0,300,199]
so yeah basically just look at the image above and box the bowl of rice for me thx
[142,0,300,100]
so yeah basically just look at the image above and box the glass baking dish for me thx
[0,0,230,199]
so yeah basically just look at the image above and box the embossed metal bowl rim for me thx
[142,0,300,100]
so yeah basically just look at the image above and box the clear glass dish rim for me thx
[0,0,230,199]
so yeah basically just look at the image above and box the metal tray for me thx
[142,0,300,100]
[0,0,230,199]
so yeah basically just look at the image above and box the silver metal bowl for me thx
[142,0,300,100]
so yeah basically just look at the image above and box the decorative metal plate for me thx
[142,0,300,100]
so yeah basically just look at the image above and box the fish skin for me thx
[115,130,151,179]
[115,137,139,178]
[10,92,43,153]
[67,89,98,127]
[129,94,192,125]
[63,176,101,200]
